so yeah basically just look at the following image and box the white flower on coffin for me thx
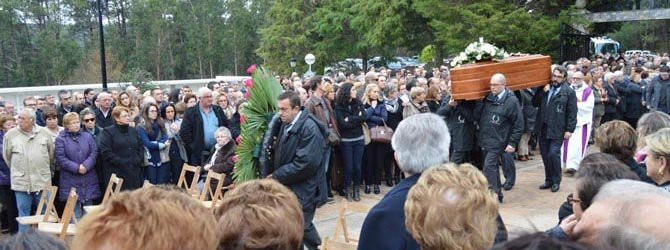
[450,38,509,68]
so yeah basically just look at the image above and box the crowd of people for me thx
[0,51,668,249]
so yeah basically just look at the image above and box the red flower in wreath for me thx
[231,155,239,163]
[235,136,241,144]
[246,64,257,74]
[244,91,250,99]
[244,78,254,89]
[240,114,246,124]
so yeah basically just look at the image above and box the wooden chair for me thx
[83,173,123,213]
[177,164,201,197]
[15,184,59,226]
[333,201,371,244]
[38,188,78,240]
[199,172,234,209]
[321,236,357,250]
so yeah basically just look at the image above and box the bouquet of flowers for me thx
[450,37,509,67]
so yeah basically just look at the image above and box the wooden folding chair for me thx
[84,173,123,213]
[333,201,371,244]
[177,164,201,197]
[16,184,59,226]
[38,188,78,240]
[199,172,234,209]
[321,236,357,250]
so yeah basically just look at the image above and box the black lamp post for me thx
[290,57,297,72]
[95,0,108,91]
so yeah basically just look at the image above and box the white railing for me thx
[0,76,250,109]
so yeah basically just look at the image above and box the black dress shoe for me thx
[385,179,393,187]
[364,185,371,194]
[565,168,576,176]
[551,184,560,192]
[498,195,503,203]
[503,182,514,190]
[539,182,552,190]
[373,184,381,194]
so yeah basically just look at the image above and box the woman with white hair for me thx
[203,127,236,191]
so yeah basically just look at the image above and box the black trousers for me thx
[301,202,321,250]
[539,126,563,185]
[0,185,18,233]
[363,142,387,186]
[451,150,470,164]
[482,150,515,197]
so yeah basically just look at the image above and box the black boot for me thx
[364,185,371,194]
[385,178,393,187]
[353,185,361,201]
[345,186,353,202]
[373,184,381,194]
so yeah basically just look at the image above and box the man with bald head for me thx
[561,72,594,175]
[532,66,577,192]
[476,73,524,203]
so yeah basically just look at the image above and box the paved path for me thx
[314,151,576,242]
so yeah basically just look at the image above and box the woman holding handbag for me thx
[334,83,367,202]
[362,84,388,195]
[137,103,170,184]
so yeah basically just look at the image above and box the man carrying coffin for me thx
[533,66,577,192]
[562,72,594,175]
[476,73,524,203]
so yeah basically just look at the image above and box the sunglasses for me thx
[84,118,95,122]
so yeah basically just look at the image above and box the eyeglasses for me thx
[84,118,95,122]
[552,75,564,78]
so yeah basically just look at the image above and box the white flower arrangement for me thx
[450,37,509,67]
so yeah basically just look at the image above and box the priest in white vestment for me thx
[562,72,594,174]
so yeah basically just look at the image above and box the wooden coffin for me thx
[450,55,551,100]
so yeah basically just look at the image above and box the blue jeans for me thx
[15,191,44,232]
[341,140,365,187]
[73,200,94,221]
[146,164,170,185]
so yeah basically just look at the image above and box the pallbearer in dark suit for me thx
[532,66,578,192]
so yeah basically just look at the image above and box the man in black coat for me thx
[56,90,82,126]
[179,88,230,166]
[601,72,620,124]
[532,66,577,192]
[269,91,326,250]
[94,92,115,129]
[437,99,476,164]
[476,73,524,203]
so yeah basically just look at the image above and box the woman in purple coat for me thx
[55,112,101,219]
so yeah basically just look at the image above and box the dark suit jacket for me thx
[179,103,229,165]
[602,82,620,114]
[532,83,578,139]
[358,174,421,250]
